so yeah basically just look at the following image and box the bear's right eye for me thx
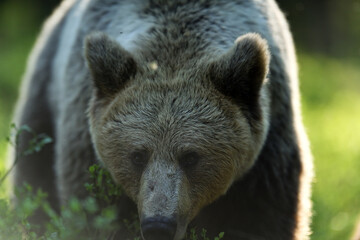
[130,150,149,169]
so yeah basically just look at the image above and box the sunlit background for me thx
[0,0,359,239]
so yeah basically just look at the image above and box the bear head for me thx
[85,32,270,240]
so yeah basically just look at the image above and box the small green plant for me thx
[42,196,120,239]
[85,164,123,205]
[186,228,224,240]
[0,184,48,240]
[0,124,52,185]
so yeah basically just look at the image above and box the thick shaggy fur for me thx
[12,0,313,239]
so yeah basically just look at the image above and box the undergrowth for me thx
[0,124,224,240]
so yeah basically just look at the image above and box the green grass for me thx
[0,8,360,238]
[0,0,39,172]
[299,53,360,240]
[0,28,36,199]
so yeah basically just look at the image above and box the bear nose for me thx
[141,216,177,240]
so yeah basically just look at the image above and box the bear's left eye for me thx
[179,151,200,170]
[130,150,149,169]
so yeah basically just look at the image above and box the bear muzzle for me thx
[138,162,190,240]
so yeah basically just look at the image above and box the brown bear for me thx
[12,0,313,239]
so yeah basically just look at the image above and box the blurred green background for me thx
[0,0,359,239]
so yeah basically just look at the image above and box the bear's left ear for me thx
[208,33,270,118]
[84,32,137,98]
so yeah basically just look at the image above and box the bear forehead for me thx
[108,82,241,127]
[98,82,249,150]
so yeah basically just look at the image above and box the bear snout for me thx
[141,216,177,240]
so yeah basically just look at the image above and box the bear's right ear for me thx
[84,32,137,98]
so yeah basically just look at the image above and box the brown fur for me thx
[86,32,271,239]
[12,1,312,239]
